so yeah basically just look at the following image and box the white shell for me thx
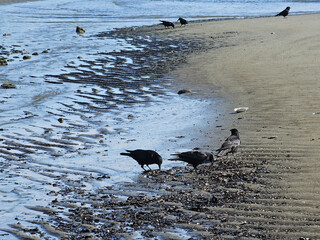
[234,107,249,113]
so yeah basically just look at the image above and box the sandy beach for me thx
[53,14,320,239]
[169,14,320,238]
[2,13,320,239]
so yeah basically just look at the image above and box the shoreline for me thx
[3,13,320,239]
[102,13,320,238]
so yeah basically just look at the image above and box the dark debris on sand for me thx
[42,25,238,116]
[40,154,276,240]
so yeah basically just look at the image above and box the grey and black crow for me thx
[216,128,240,157]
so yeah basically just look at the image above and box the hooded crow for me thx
[216,128,240,157]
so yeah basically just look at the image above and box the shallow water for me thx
[0,1,218,238]
[1,0,320,238]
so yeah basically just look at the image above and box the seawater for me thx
[0,0,320,239]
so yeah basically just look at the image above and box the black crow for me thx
[160,20,175,28]
[169,151,214,169]
[275,7,290,17]
[178,17,188,26]
[216,128,241,157]
[120,149,162,171]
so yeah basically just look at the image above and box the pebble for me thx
[1,83,16,89]
[177,89,192,94]
[23,55,31,60]
[76,26,86,34]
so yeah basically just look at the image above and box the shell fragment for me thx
[234,107,249,113]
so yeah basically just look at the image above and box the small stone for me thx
[177,89,192,95]
[58,118,64,123]
[210,195,218,203]
[267,136,277,139]
[23,55,31,60]
[76,26,85,34]
[0,58,8,66]
[1,83,16,89]
[32,52,39,55]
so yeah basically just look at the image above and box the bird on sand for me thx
[169,151,214,170]
[178,17,188,26]
[216,128,241,157]
[160,20,175,28]
[275,7,290,17]
[120,149,162,171]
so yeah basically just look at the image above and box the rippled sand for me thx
[172,14,320,238]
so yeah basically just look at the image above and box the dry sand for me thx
[168,14,320,238]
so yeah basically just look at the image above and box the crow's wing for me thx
[170,151,208,164]
[216,135,240,156]
[276,9,287,16]
[179,151,207,161]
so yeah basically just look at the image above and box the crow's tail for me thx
[120,152,131,156]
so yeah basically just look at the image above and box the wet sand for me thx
[0,0,37,4]
[3,14,320,239]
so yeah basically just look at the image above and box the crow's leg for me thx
[141,165,147,171]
